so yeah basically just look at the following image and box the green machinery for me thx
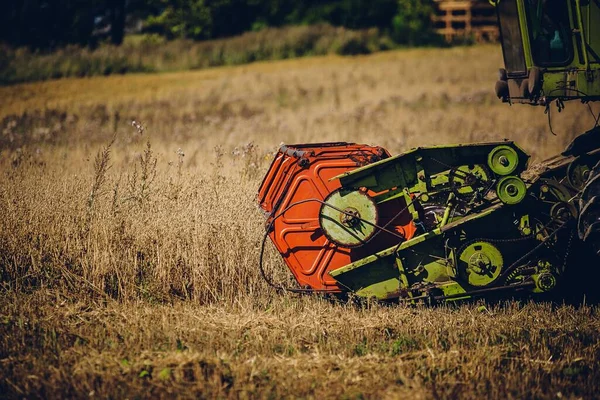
[494,0,600,105]
[258,0,600,303]
[325,142,599,301]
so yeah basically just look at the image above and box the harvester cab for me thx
[257,0,600,304]
[494,0,600,105]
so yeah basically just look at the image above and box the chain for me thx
[474,234,535,245]
[561,229,575,272]
[428,156,456,171]
[498,219,571,283]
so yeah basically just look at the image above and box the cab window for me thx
[525,0,573,66]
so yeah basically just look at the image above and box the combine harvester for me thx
[258,0,600,303]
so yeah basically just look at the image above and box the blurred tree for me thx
[340,0,398,29]
[108,0,126,45]
[0,0,95,49]
[392,0,437,45]
[0,0,440,49]
[206,0,259,38]
[274,0,397,30]
[144,0,213,39]
[142,0,271,39]
[0,0,128,49]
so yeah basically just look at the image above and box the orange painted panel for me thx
[258,143,417,292]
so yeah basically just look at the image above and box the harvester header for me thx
[257,0,600,303]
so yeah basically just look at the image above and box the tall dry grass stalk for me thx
[0,135,280,304]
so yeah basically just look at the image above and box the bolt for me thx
[583,170,591,182]
[506,184,518,196]
[340,207,360,227]
[499,155,509,167]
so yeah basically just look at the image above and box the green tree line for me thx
[0,0,437,50]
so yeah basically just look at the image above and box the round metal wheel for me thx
[457,241,504,287]
[536,272,557,292]
[536,179,577,219]
[488,145,519,176]
[496,176,527,205]
[567,155,596,191]
[319,189,378,247]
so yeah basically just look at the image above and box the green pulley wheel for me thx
[566,155,595,191]
[496,176,527,205]
[457,241,504,287]
[319,189,378,247]
[488,145,519,176]
[535,272,557,292]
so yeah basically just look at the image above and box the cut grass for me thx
[1,292,599,398]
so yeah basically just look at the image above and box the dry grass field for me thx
[1,45,599,399]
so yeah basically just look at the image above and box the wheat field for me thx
[1,45,599,399]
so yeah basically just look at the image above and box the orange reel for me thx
[258,143,417,292]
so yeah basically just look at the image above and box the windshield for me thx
[498,0,527,74]
[525,0,573,66]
